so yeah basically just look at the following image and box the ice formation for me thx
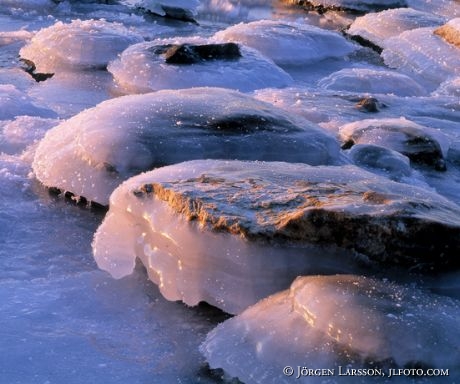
[201,275,460,384]
[339,117,450,170]
[0,116,58,155]
[33,87,341,205]
[19,19,143,73]
[214,19,357,66]
[346,144,413,180]
[317,68,426,96]
[93,159,460,314]
[382,24,460,90]
[108,37,293,93]
[348,8,445,50]
[0,84,56,120]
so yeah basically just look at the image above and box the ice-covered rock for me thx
[33,88,341,205]
[347,8,445,51]
[407,0,460,18]
[108,37,292,93]
[434,77,460,97]
[214,19,357,66]
[382,25,460,91]
[282,0,407,12]
[93,159,460,313]
[19,19,144,73]
[201,275,460,383]
[317,68,426,96]
[347,144,412,180]
[0,84,56,120]
[339,117,450,171]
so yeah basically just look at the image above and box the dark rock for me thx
[156,43,242,65]
[19,58,54,82]
[355,97,383,113]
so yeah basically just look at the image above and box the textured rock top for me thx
[130,160,460,270]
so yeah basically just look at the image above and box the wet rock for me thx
[339,118,449,171]
[356,97,381,112]
[201,275,460,384]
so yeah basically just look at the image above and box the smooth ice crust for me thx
[93,159,460,313]
[348,8,445,49]
[407,0,460,18]
[382,25,460,90]
[0,84,56,120]
[317,68,426,96]
[339,117,450,170]
[214,19,357,66]
[346,144,412,180]
[19,19,143,73]
[32,87,341,205]
[107,37,293,93]
[201,275,460,383]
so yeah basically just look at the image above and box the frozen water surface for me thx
[1,0,460,383]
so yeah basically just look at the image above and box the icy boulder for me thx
[317,68,426,96]
[347,144,412,180]
[201,275,460,383]
[33,88,341,205]
[93,159,460,313]
[382,25,460,91]
[107,38,293,93]
[283,0,406,12]
[340,117,450,171]
[19,19,144,73]
[213,19,357,66]
[348,8,445,51]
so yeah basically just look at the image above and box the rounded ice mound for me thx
[347,144,412,180]
[213,19,357,66]
[347,8,445,51]
[107,37,293,93]
[19,19,144,73]
[382,24,460,91]
[33,87,341,205]
[201,275,460,383]
[93,159,460,313]
[318,68,426,96]
[340,117,450,171]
